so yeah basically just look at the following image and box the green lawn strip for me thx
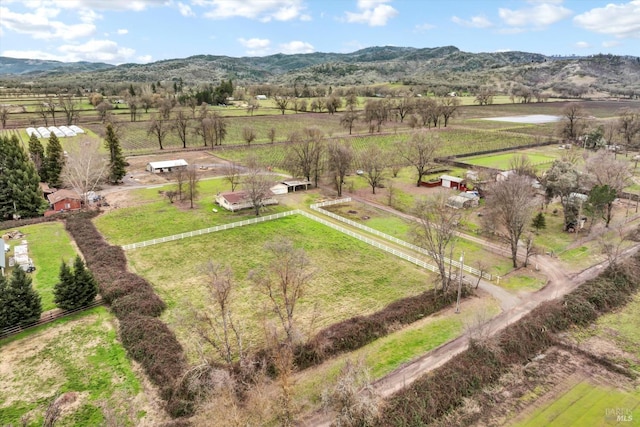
[293,297,500,410]
[516,381,640,427]
[126,215,434,362]
[462,152,555,170]
[0,306,146,427]
[499,273,546,293]
[4,222,78,311]
[94,178,291,246]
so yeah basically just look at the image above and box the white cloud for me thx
[494,49,512,53]
[177,2,195,17]
[345,0,398,26]
[51,0,168,12]
[3,38,138,64]
[58,39,135,63]
[602,40,621,48]
[0,6,95,40]
[196,0,307,22]
[575,41,590,49]
[137,54,153,63]
[117,28,128,35]
[574,1,640,38]
[451,15,493,29]
[414,22,435,32]
[279,40,314,54]
[238,37,271,56]
[499,3,572,28]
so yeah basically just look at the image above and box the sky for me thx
[0,0,639,65]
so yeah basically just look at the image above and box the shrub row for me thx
[377,253,640,426]
[294,289,464,370]
[64,214,191,418]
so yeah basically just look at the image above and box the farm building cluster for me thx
[215,180,312,212]
[26,125,84,139]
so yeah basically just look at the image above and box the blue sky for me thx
[0,0,639,64]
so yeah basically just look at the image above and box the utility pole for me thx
[455,252,464,314]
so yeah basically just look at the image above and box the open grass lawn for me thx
[0,307,163,427]
[463,152,556,170]
[4,222,78,311]
[321,201,514,279]
[514,380,640,427]
[94,177,291,246]
[126,214,435,360]
[294,296,501,414]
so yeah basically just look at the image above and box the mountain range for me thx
[1,46,639,95]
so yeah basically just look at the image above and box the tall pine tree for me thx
[104,124,126,184]
[72,255,98,307]
[0,135,46,220]
[53,256,98,310]
[53,260,76,310]
[0,267,42,328]
[45,133,64,188]
[0,274,8,328]
[27,133,46,181]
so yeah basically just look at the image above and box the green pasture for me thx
[294,296,501,413]
[0,307,151,427]
[126,214,435,360]
[515,380,640,427]
[3,222,78,311]
[462,152,556,170]
[94,176,290,246]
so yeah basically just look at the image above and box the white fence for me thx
[121,210,298,250]
[310,198,491,280]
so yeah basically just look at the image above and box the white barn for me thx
[146,159,188,173]
[440,175,464,189]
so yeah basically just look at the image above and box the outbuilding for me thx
[146,159,188,173]
[281,180,312,192]
[215,191,278,212]
[270,184,289,195]
[47,189,82,212]
[439,175,465,189]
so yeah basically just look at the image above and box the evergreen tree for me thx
[0,267,42,328]
[45,133,65,188]
[0,274,8,328]
[72,255,98,308]
[104,124,126,184]
[27,133,46,181]
[531,212,546,231]
[53,260,76,310]
[0,135,46,220]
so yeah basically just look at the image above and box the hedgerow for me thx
[376,251,640,426]
[64,214,192,419]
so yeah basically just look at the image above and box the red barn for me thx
[47,189,82,213]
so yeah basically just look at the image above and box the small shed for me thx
[255,95,268,100]
[440,175,464,189]
[270,184,289,195]
[47,189,82,212]
[146,159,188,173]
[281,180,312,192]
[446,192,480,209]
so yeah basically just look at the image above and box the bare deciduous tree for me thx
[585,150,632,226]
[242,157,274,216]
[327,139,354,197]
[224,161,242,191]
[439,96,460,127]
[412,193,461,293]
[249,237,314,344]
[0,104,9,128]
[62,138,108,206]
[186,164,200,209]
[273,95,290,115]
[321,358,379,427]
[559,104,586,141]
[242,126,257,145]
[360,145,387,194]
[284,128,324,187]
[396,130,442,187]
[58,95,79,125]
[172,167,187,200]
[340,107,358,135]
[485,174,538,267]
[96,101,113,123]
[173,110,190,148]
[193,261,245,366]
[147,114,169,150]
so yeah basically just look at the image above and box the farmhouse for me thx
[146,159,188,173]
[46,189,82,213]
[215,191,278,212]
